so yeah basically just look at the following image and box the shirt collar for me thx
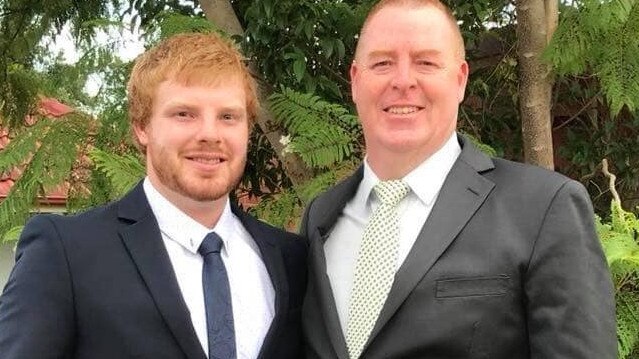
[360,132,461,207]
[404,132,461,206]
[142,178,236,254]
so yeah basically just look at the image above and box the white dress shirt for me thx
[324,132,461,332]
[143,179,275,359]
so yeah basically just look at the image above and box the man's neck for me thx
[365,133,457,180]
[146,176,227,229]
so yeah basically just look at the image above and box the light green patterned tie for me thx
[346,180,410,359]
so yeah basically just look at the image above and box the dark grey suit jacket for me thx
[301,136,616,359]
[0,182,307,359]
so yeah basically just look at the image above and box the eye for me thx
[221,113,236,121]
[416,59,440,70]
[371,60,392,69]
[171,109,195,120]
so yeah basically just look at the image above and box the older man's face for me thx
[351,5,468,172]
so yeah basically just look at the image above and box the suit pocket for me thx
[436,275,509,298]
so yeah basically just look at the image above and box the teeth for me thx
[387,106,419,114]
[192,157,221,164]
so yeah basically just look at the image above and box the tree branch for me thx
[553,91,601,131]
[601,158,621,204]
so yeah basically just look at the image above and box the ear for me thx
[350,61,360,103]
[456,60,469,103]
[133,122,149,148]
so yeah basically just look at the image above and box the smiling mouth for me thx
[384,106,423,114]
[185,155,225,165]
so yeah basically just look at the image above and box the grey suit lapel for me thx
[118,183,206,359]
[316,167,364,237]
[310,230,350,359]
[366,137,496,348]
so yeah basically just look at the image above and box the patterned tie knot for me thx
[374,180,409,206]
[198,232,224,256]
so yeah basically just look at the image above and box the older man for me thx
[301,1,616,358]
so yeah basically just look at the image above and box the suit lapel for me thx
[311,232,351,359]
[309,168,364,359]
[232,206,288,359]
[118,183,206,359]
[366,137,496,348]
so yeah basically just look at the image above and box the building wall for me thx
[0,242,14,289]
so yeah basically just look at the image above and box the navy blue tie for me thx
[199,232,236,359]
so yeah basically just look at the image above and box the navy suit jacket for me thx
[0,182,307,359]
[301,136,616,359]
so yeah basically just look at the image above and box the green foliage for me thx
[89,148,144,199]
[0,118,48,171]
[296,165,349,204]
[546,0,639,115]
[461,132,498,157]
[1,226,23,244]
[250,161,358,230]
[122,0,198,28]
[0,114,92,237]
[250,86,364,228]
[559,108,639,214]
[150,11,218,40]
[240,127,291,198]
[617,291,639,359]
[597,201,639,358]
[269,87,360,169]
[1,64,43,127]
[241,0,362,101]
[249,188,301,229]
[0,0,117,124]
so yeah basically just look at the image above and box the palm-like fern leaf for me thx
[546,0,639,115]
[597,200,639,358]
[617,291,639,359]
[269,87,360,169]
[89,147,144,198]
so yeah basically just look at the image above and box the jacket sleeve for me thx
[0,215,75,358]
[525,180,617,358]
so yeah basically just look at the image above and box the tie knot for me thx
[373,180,409,206]
[198,232,224,256]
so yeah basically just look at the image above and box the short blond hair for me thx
[127,32,259,148]
[356,0,466,60]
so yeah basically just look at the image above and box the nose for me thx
[390,59,417,92]
[196,115,222,143]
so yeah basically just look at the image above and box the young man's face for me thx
[134,77,249,204]
[351,5,468,169]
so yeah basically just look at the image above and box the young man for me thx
[301,1,616,358]
[0,33,307,359]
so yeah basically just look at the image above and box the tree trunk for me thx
[199,0,312,188]
[515,0,557,170]
[198,0,243,35]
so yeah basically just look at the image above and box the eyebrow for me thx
[163,100,245,111]
[218,106,247,114]
[365,49,444,60]
[163,102,197,110]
